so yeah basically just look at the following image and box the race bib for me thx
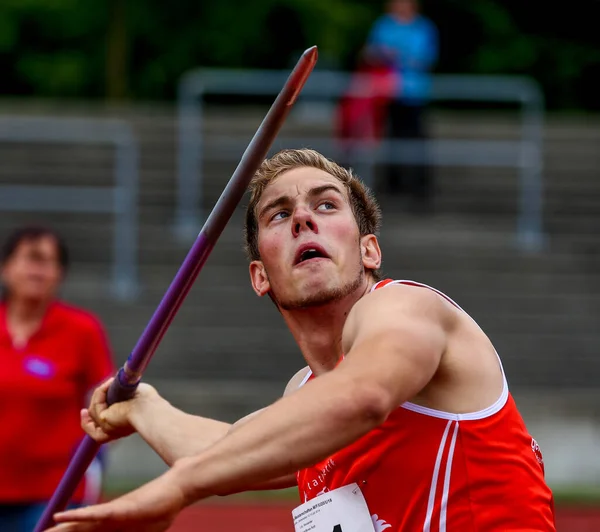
[292,483,376,532]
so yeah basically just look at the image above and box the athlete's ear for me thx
[360,234,382,272]
[249,260,271,297]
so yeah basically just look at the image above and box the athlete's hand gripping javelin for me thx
[81,378,157,444]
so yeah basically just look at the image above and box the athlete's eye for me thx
[271,210,289,221]
[317,201,335,211]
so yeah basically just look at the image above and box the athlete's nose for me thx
[292,206,318,237]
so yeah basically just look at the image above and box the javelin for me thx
[34,45,318,532]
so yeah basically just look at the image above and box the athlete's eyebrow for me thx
[258,195,292,220]
[258,184,346,221]
[306,184,345,200]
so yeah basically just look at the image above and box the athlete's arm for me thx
[83,367,309,474]
[128,392,300,491]
[50,285,452,529]
[82,379,230,465]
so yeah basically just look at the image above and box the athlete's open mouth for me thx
[294,244,330,265]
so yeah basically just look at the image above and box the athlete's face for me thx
[249,167,381,310]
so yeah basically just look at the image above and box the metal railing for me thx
[176,69,544,251]
[0,116,140,300]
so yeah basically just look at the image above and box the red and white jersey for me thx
[296,279,556,531]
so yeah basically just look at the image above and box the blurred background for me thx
[1,0,599,530]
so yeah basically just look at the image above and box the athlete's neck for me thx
[280,279,375,375]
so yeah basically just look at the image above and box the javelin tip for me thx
[286,46,318,106]
[302,46,318,64]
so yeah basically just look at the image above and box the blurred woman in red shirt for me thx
[0,226,114,531]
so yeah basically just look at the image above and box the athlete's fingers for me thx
[98,402,131,429]
[88,378,112,426]
[80,409,111,443]
[54,501,124,523]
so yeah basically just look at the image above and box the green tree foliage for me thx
[0,0,598,110]
[0,0,108,97]
[424,0,600,110]
[123,0,376,99]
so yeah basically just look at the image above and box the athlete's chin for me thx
[278,277,358,311]
[295,270,339,292]
[278,290,341,311]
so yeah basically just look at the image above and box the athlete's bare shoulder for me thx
[283,366,311,396]
[343,282,456,353]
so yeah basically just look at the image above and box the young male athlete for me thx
[50,149,556,531]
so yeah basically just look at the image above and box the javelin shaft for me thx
[34,45,318,532]
[113,44,317,396]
